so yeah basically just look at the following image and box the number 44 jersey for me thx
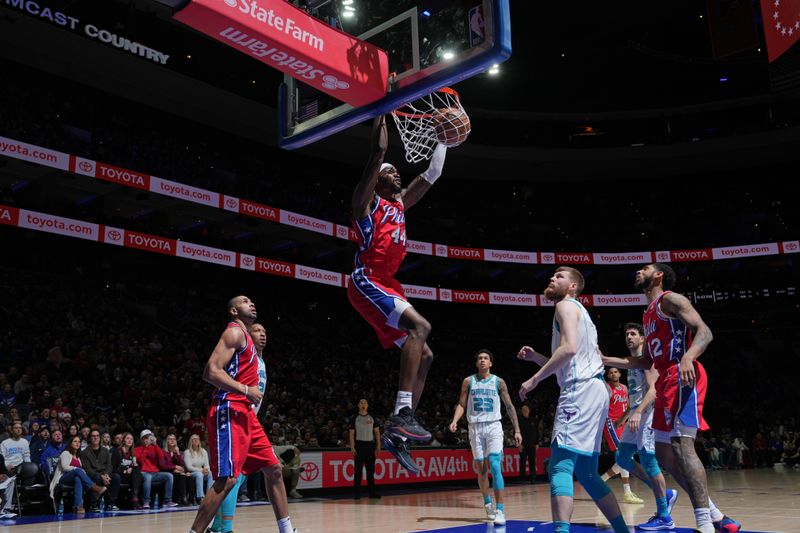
[352,194,407,277]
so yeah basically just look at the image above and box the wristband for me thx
[244,384,249,397]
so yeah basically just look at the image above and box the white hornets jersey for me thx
[467,374,502,423]
[626,360,650,412]
[550,298,604,389]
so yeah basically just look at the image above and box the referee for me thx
[348,398,381,499]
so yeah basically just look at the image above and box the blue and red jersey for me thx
[352,195,406,278]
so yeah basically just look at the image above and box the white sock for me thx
[394,391,413,415]
[708,497,724,522]
[618,467,629,477]
[277,516,294,533]
[601,473,611,481]
[694,507,712,529]
[610,464,621,475]
[623,481,632,494]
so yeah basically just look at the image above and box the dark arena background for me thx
[0,1,799,532]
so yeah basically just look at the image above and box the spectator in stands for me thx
[49,435,106,515]
[0,452,15,519]
[81,429,121,511]
[67,424,79,441]
[183,433,212,504]
[111,432,142,509]
[1,421,31,476]
[273,445,303,499]
[112,433,123,448]
[79,426,91,450]
[102,433,112,450]
[29,425,50,464]
[162,433,191,505]
[730,436,749,468]
[183,408,205,438]
[134,429,178,509]
[39,429,65,477]
[0,384,15,410]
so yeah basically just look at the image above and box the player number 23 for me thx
[473,397,494,413]
[391,228,407,246]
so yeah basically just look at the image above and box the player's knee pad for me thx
[639,450,662,478]
[616,442,637,472]
[575,454,611,501]
[549,445,576,498]
[488,453,504,490]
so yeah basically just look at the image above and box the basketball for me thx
[433,107,471,147]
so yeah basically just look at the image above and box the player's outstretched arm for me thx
[517,346,549,366]
[601,351,653,370]
[352,115,388,219]
[401,143,447,210]
[498,378,522,447]
[519,302,580,401]
[448,377,470,433]
[203,328,263,405]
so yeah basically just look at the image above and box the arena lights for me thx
[443,51,455,60]
[488,64,500,75]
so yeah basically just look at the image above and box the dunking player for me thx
[600,366,644,504]
[517,267,628,533]
[348,115,447,473]
[602,264,741,533]
[189,298,297,533]
[449,349,522,526]
[207,322,271,533]
[604,323,677,530]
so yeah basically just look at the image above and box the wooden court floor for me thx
[2,469,798,533]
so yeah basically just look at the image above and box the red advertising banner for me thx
[297,447,552,490]
[173,0,389,106]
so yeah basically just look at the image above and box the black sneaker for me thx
[385,407,431,441]
[381,433,420,475]
[369,493,381,499]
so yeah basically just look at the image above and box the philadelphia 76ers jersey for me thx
[466,374,502,424]
[608,384,628,421]
[212,322,259,407]
[643,291,693,374]
[353,194,406,277]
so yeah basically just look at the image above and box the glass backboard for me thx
[278,0,511,149]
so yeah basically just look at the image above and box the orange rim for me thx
[392,87,462,119]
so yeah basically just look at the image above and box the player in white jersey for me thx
[517,267,627,533]
[207,323,284,533]
[450,349,521,526]
[607,322,677,530]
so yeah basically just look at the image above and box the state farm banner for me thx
[173,0,389,106]
[296,447,552,490]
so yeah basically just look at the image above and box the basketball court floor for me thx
[2,469,797,532]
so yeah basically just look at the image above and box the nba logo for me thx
[468,5,485,47]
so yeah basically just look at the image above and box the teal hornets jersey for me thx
[467,374,501,423]
[254,355,267,415]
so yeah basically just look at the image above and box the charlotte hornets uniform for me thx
[619,360,656,453]
[551,298,608,455]
[466,374,504,460]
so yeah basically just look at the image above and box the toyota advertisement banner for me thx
[296,447,551,490]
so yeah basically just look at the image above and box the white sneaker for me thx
[485,502,496,520]
[0,510,17,519]
[494,509,506,526]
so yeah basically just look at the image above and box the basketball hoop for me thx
[391,87,471,163]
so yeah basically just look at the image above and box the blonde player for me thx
[517,267,627,533]
[450,349,521,526]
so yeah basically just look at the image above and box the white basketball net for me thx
[391,87,469,163]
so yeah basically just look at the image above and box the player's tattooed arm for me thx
[498,378,522,444]
[662,291,713,386]
[400,176,432,211]
[448,377,471,433]
[352,115,388,218]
